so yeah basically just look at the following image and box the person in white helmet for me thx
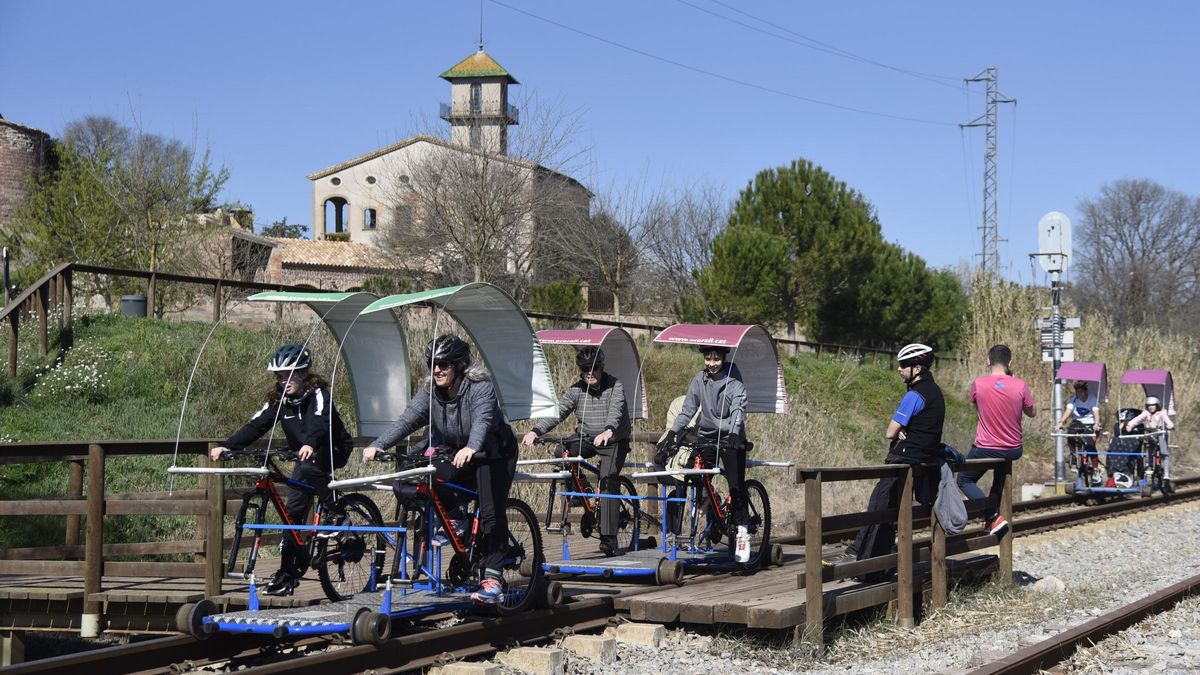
[826,343,944,569]
[1125,395,1175,492]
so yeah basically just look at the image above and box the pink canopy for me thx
[1056,361,1108,403]
[535,328,648,420]
[653,324,787,414]
[1120,369,1176,415]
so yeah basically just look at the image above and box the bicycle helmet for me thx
[576,346,605,370]
[268,344,313,372]
[1112,472,1133,489]
[1146,396,1161,407]
[897,343,934,368]
[698,345,730,357]
[425,334,472,369]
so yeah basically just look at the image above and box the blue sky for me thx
[3,1,1197,281]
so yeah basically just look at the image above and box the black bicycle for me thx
[533,436,646,551]
[221,448,386,602]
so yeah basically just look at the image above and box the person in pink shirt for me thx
[957,345,1036,537]
[1125,395,1175,493]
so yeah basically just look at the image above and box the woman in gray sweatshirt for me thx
[363,334,518,605]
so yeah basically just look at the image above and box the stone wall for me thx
[0,120,50,238]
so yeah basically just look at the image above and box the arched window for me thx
[470,82,482,113]
[364,208,378,230]
[323,197,349,235]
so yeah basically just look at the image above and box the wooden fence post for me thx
[931,502,947,610]
[212,281,222,323]
[63,269,73,331]
[82,444,105,638]
[205,443,225,597]
[6,313,16,379]
[36,285,47,356]
[998,462,1013,583]
[802,471,824,646]
[65,459,84,547]
[147,271,157,318]
[896,467,915,628]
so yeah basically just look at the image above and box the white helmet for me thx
[897,343,934,368]
[1146,396,1161,407]
[1112,472,1133,489]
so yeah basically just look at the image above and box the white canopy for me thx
[246,291,407,437]
[361,283,557,420]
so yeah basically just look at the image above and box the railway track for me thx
[9,480,1199,675]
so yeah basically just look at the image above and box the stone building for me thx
[0,117,50,241]
[305,50,590,284]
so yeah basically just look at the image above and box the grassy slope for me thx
[1,314,995,547]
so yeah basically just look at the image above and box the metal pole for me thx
[1051,270,1066,491]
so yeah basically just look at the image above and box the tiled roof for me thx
[305,135,589,195]
[439,50,518,83]
[267,238,400,270]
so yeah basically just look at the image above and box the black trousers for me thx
[572,439,630,539]
[281,461,332,577]
[660,441,748,536]
[848,453,937,561]
[428,454,516,574]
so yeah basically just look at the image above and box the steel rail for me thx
[970,571,1200,674]
[7,478,1197,674]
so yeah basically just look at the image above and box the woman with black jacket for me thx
[209,343,353,596]
[363,334,519,606]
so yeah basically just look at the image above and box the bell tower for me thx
[439,50,519,155]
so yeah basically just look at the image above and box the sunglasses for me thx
[431,361,454,371]
[275,370,306,382]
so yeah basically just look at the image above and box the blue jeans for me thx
[956,445,1022,520]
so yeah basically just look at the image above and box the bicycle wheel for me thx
[496,498,544,616]
[228,494,267,578]
[317,493,386,602]
[613,476,641,552]
[740,479,772,571]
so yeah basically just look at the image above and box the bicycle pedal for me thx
[315,532,338,539]
[546,524,564,533]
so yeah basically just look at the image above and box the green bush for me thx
[529,277,586,321]
[361,275,411,296]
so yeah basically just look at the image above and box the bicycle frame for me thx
[228,459,329,579]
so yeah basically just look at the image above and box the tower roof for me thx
[440,50,519,84]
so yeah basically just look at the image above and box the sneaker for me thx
[432,517,471,548]
[471,577,504,605]
[986,515,1010,538]
[734,526,750,563]
[821,551,857,568]
[263,571,298,596]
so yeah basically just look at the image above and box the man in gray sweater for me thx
[522,346,630,556]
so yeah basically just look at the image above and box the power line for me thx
[487,0,956,127]
[686,0,964,91]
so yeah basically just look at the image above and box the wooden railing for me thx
[796,458,1012,645]
[1,262,324,378]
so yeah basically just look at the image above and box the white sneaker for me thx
[735,525,750,563]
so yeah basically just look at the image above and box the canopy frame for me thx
[1119,369,1176,416]
[535,327,649,420]
[652,323,787,414]
[1056,361,1109,403]
[361,283,556,420]
[247,291,405,437]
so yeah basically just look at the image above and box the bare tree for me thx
[1073,179,1200,333]
[642,183,729,300]
[380,92,589,298]
[538,178,672,319]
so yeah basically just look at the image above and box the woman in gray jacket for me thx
[363,334,518,605]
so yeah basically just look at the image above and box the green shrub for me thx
[529,277,586,320]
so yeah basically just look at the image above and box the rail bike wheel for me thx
[317,493,386,602]
[613,476,642,552]
[496,498,544,616]
[740,479,772,571]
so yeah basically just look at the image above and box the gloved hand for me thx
[654,431,677,466]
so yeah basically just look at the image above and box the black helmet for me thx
[268,344,313,372]
[698,345,730,357]
[897,343,934,368]
[425,334,471,368]
[576,346,605,370]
